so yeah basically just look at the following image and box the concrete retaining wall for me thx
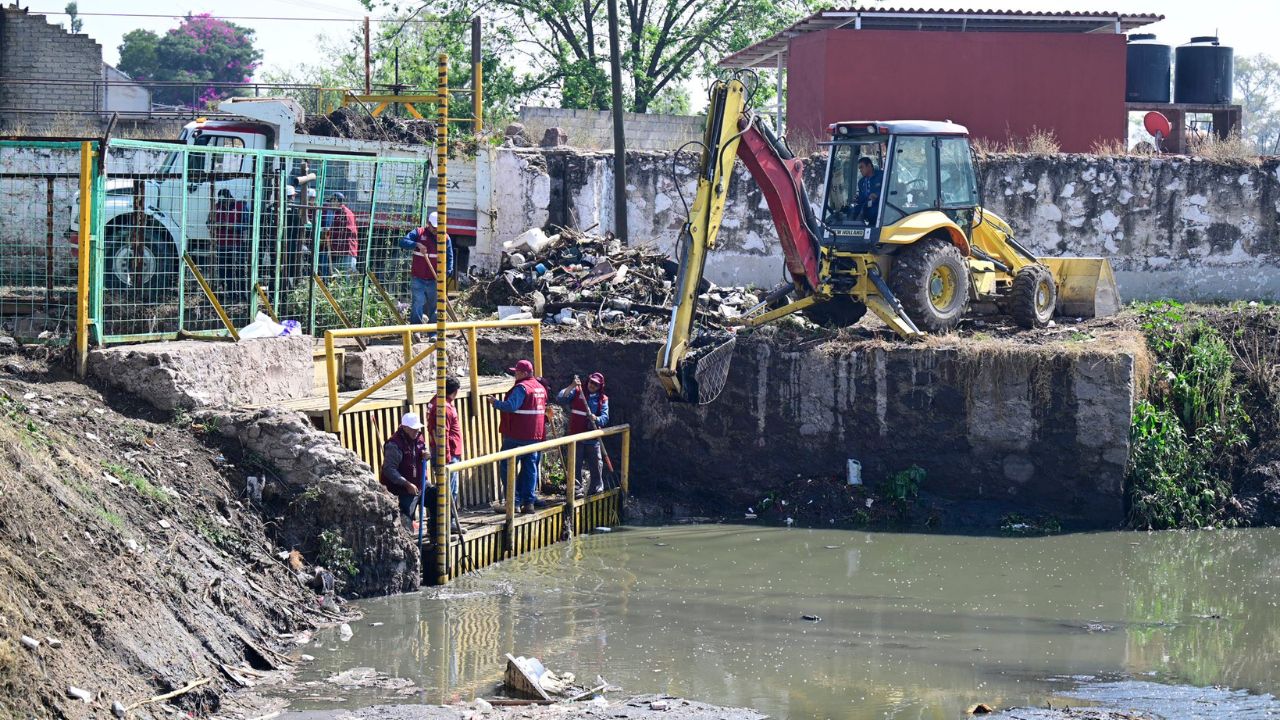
[475,148,1280,301]
[88,336,315,411]
[478,332,1144,527]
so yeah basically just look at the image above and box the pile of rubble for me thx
[299,106,436,144]
[466,227,763,330]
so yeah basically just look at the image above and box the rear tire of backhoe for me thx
[802,296,868,328]
[1010,264,1057,329]
[889,237,971,333]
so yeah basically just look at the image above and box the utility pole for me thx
[362,17,372,95]
[471,16,482,133]
[605,0,627,243]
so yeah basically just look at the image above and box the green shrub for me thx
[1128,311,1249,529]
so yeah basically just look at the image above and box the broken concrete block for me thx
[540,127,568,147]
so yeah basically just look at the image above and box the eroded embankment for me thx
[479,326,1147,528]
[0,355,330,718]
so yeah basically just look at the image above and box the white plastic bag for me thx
[239,312,298,340]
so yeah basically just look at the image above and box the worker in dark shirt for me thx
[852,157,883,224]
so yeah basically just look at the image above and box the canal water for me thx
[287,526,1280,718]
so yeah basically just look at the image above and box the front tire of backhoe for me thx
[1010,264,1057,329]
[889,237,971,333]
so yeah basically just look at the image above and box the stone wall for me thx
[478,331,1144,527]
[0,5,102,132]
[518,106,705,151]
[476,147,1280,302]
[979,154,1280,301]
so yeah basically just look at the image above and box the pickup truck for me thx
[69,97,475,291]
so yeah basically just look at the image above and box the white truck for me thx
[70,97,476,290]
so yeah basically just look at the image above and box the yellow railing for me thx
[322,318,543,434]
[445,424,631,555]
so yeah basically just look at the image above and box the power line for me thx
[27,9,463,24]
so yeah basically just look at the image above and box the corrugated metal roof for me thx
[718,6,1164,68]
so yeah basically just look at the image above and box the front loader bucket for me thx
[1041,257,1122,318]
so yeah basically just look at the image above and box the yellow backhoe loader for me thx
[657,76,1120,403]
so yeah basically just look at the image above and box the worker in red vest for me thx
[321,192,358,276]
[398,212,454,324]
[427,376,464,501]
[556,372,610,497]
[380,412,431,528]
[488,359,547,514]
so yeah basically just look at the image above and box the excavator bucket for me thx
[676,331,737,404]
[1040,257,1122,318]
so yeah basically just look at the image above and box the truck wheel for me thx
[105,222,177,293]
[802,296,867,328]
[889,237,971,333]
[1010,264,1057,328]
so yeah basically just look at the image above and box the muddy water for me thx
[290,527,1280,718]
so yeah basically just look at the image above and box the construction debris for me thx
[298,106,436,145]
[467,227,763,330]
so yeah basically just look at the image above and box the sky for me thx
[26,0,1280,90]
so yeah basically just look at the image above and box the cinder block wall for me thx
[519,106,705,152]
[0,4,103,132]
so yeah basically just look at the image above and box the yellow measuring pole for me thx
[183,254,240,341]
[434,52,452,584]
[75,142,94,378]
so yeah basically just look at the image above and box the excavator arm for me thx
[656,78,825,403]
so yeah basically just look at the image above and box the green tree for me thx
[117,14,262,107]
[1234,53,1280,154]
[65,2,82,33]
[263,12,525,124]
[374,0,814,113]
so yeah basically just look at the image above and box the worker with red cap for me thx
[556,372,610,497]
[488,359,547,514]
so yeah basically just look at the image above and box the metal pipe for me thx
[504,459,517,556]
[339,340,435,414]
[325,331,339,435]
[444,425,631,473]
[466,327,479,417]
[75,141,92,378]
[621,428,630,495]
[471,16,483,134]
[532,324,543,376]
[183,253,240,341]
[606,0,627,243]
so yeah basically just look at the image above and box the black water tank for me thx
[1175,36,1234,104]
[1126,34,1172,102]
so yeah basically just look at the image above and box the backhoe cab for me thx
[656,77,1119,404]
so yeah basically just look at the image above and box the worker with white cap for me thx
[380,411,432,528]
[399,211,454,324]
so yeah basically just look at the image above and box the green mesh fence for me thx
[0,140,95,344]
[0,137,440,345]
[94,139,434,343]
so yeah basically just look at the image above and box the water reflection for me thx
[289,527,1280,719]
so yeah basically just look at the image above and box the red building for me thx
[719,7,1162,153]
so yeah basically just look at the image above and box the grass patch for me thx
[98,508,124,529]
[103,462,170,504]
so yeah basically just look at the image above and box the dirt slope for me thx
[0,357,329,719]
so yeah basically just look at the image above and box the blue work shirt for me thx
[490,384,526,413]
[555,388,610,444]
[856,169,883,213]
[399,227,455,277]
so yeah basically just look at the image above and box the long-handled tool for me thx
[574,376,617,493]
